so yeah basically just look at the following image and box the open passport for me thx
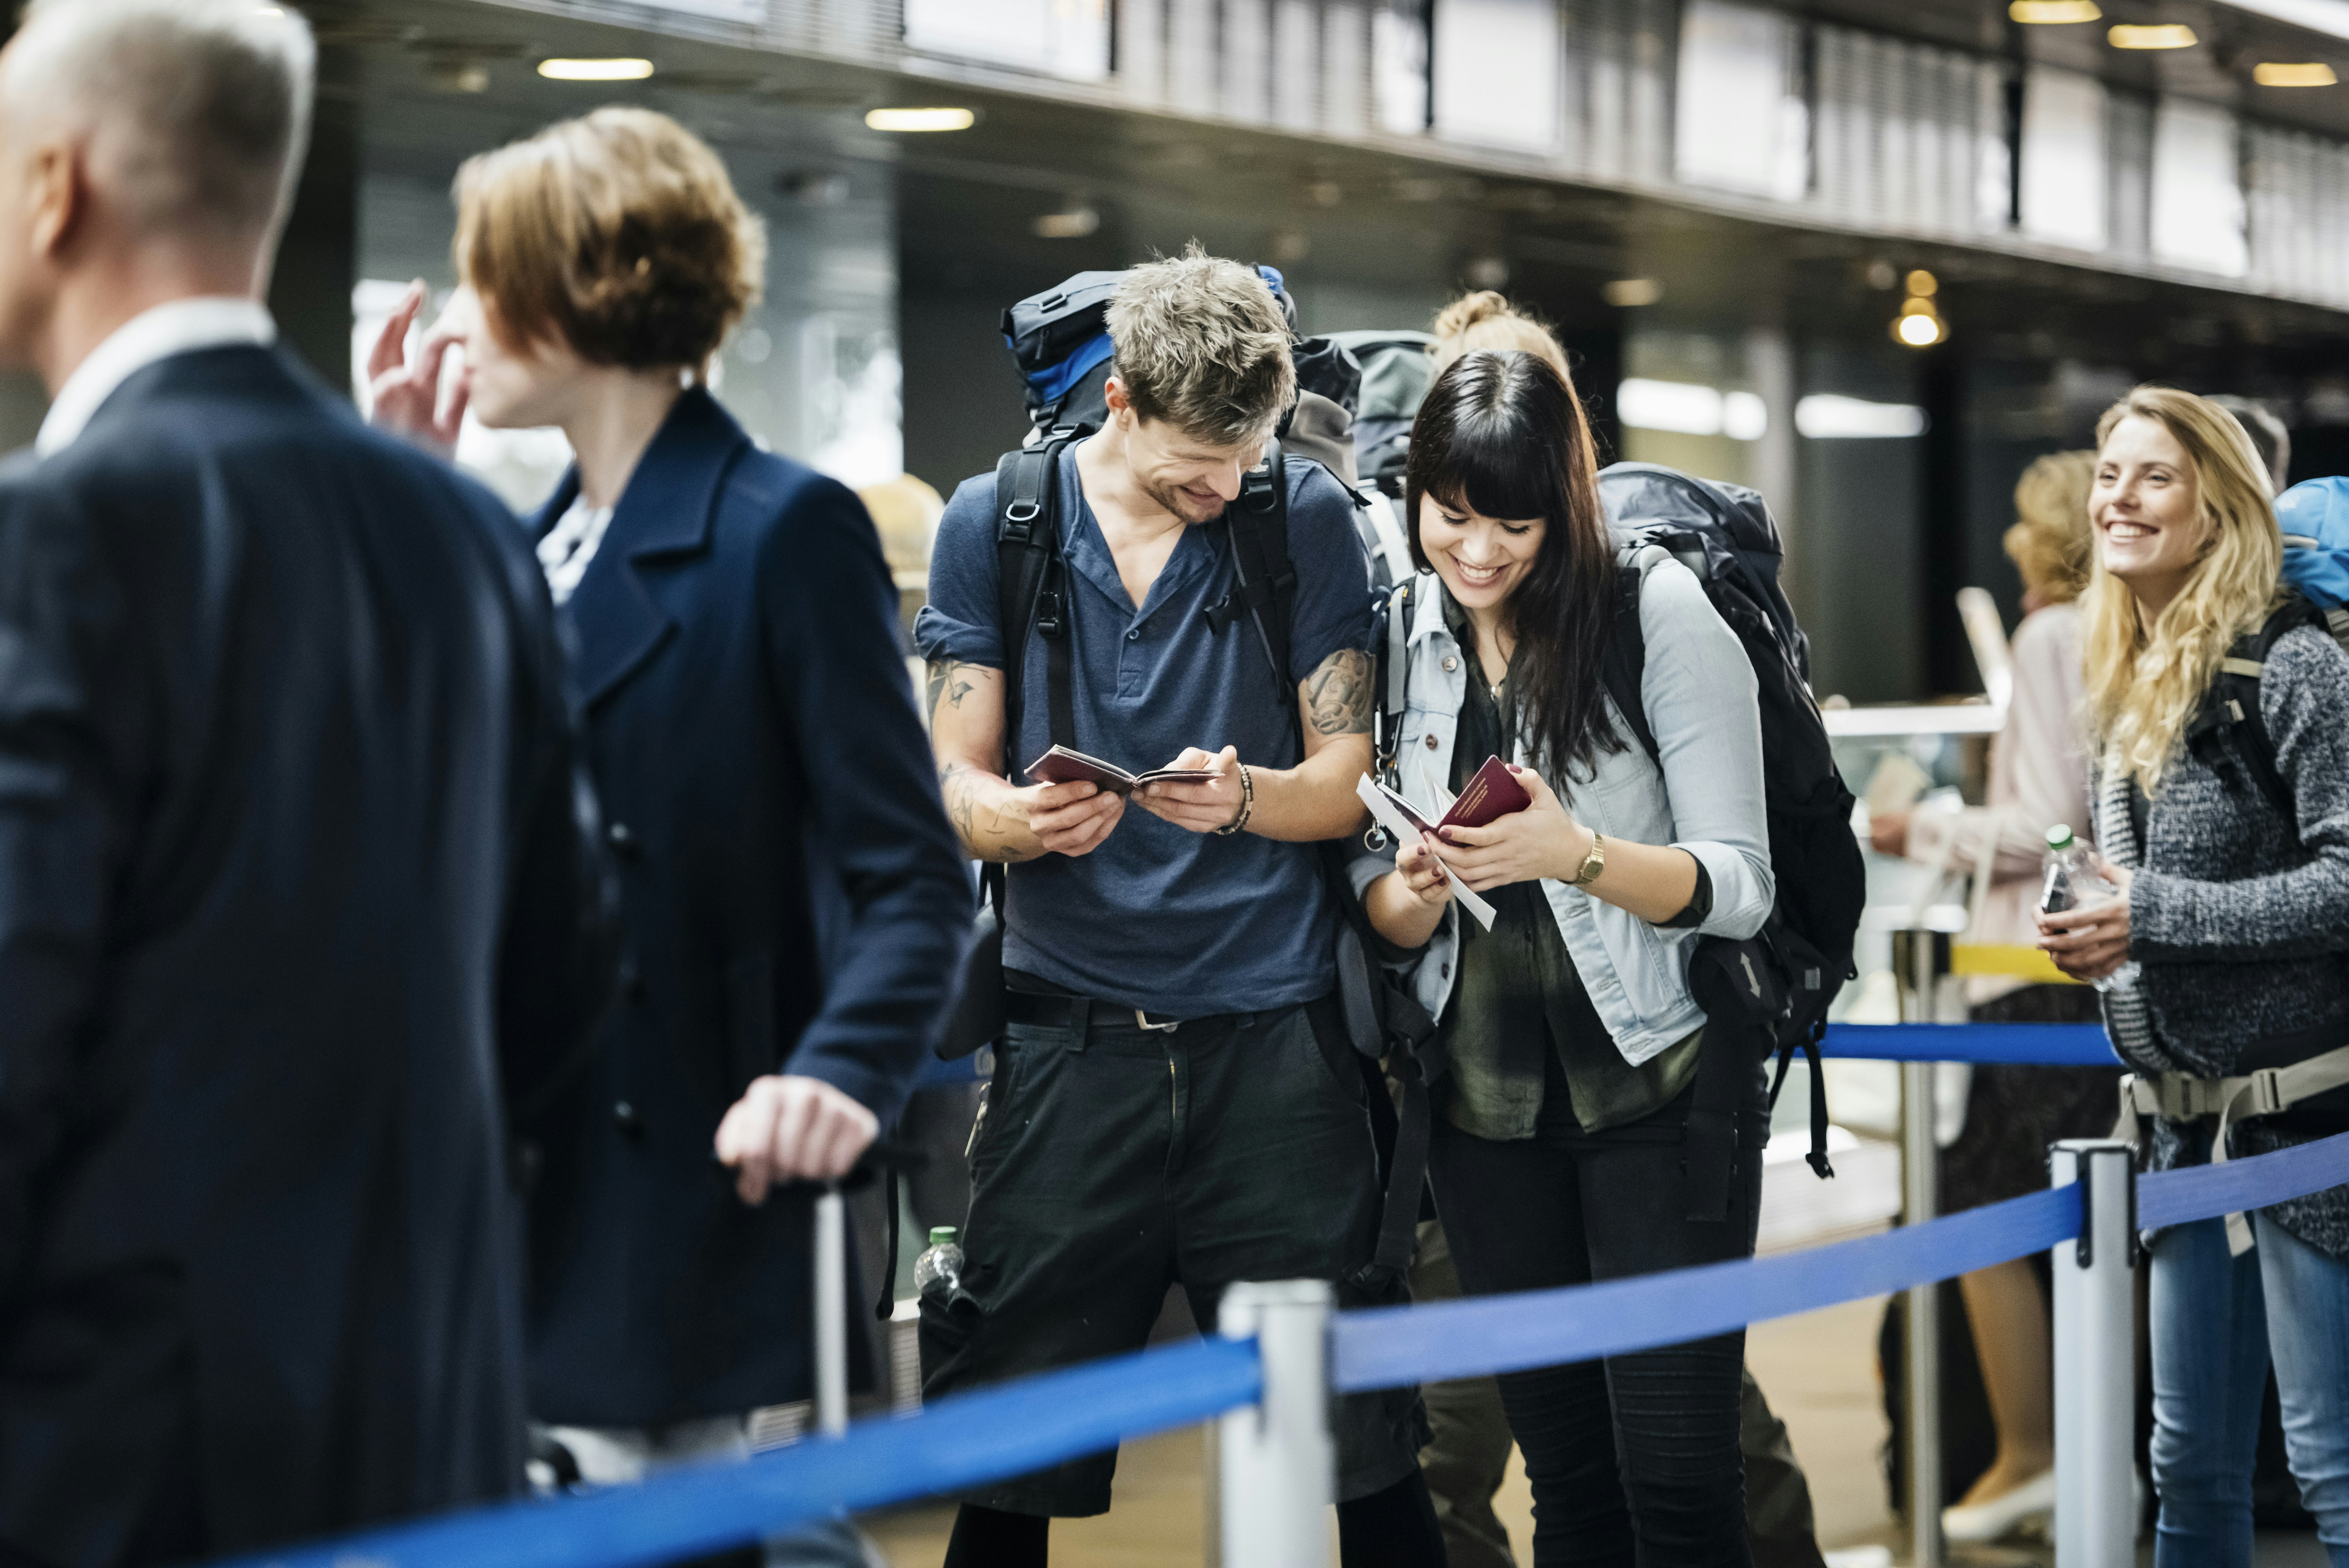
[1354,757,1535,932]
[1026,744,1218,793]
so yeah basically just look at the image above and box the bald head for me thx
[6,0,315,258]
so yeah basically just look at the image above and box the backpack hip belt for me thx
[2114,1039,2349,1255]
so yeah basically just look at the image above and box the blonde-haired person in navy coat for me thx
[370,108,970,1564]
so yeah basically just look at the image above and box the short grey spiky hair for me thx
[7,0,316,251]
[1105,246,1296,448]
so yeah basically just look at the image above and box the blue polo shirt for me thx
[914,444,1372,1017]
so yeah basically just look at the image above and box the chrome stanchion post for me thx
[1892,928,1950,1567]
[1218,1280,1334,1568]
[814,1184,848,1438]
[2051,1140,2135,1568]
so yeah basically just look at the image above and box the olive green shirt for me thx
[1438,600,1705,1139]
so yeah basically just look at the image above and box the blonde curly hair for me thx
[2081,387,2284,795]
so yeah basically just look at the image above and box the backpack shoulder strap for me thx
[2201,596,2318,824]
[1208,447,1301,722]
[993,428,1089,780]
[1600,559,1659,764]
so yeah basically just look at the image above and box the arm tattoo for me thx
[925,657,976,726]
[938,760,1039,863]
[1305,648,1375,736]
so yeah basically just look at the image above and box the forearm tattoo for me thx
[1305,648,1375,736]
[937,760,1038,863]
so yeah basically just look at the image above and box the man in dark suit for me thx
[0,6,613,1565]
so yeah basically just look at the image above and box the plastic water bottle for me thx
[2040,825,2140,994]
[913,1226,964,1304]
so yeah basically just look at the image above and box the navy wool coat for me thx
[0,346,614,1568]
[524,387,969,1425]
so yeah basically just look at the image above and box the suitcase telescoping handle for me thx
[720,1142,931,1439]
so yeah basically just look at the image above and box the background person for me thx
[0,5,614,1563]
[2210,394,2291,495]
[1872,451,2122,1542]
[915,249,1444,1568]
[2041,386,2349,1566]
[1359,348,1776,1565]
[369,108,969,1566]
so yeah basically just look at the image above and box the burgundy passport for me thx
[1443,755,1534,829]
[1025,744,1218,794]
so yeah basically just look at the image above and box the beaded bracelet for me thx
[1213,762,1255,836]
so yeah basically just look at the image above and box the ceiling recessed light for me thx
[864,107,976,132]
[538,58,656,81]
[2009,0,2101,21]
[1602,278,1664,308]
[2109,23,2197,48]
[2255,61,2338,86]
[1895,311,1946,347]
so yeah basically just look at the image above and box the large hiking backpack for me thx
[2186,478,2349,821]
[1597,464,1864,1184]
[1324,329,1437,488]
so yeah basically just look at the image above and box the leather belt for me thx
[1002,991,1245,1036]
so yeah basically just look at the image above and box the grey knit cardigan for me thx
[2110,624,2349,1258]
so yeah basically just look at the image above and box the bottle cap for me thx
[2044,824,2075,851]
[928,1226,958,1247]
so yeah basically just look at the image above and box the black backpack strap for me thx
[1204,449,1300,715]
[993,428,1090,780]
[1600,562,1659,764]
[2192,597,2316,824]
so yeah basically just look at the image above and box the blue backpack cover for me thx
[2274,477,2349,651]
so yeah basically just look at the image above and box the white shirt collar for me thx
[36,296,277,457]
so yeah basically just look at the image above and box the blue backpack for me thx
[2190,478,2349,817]
[2276,477,2349,653]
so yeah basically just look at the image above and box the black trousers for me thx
[1428,1084,1765,1568]
[920,998,1425,1516]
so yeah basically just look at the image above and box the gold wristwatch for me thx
[1568,829,1606,888]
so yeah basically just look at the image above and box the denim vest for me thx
[1366,553,1775,1067]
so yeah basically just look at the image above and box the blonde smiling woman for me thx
[2038,385,2349,1566]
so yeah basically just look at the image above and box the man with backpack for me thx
[914,248,1445,1566]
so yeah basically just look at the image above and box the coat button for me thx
[1442,656,1458,672]
[1424,734,1439,750]
[613,1100,643,1137]
[607,821,641,859]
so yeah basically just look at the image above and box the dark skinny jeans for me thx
[1428,1080,1765,1567]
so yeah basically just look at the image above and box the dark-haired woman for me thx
[1358,349,1775,1565]
[367,109,970,1563]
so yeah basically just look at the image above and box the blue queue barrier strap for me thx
[227,1336,1261,1568]
[1820,1023,2120,1067]
[2138,1127,2349,1232]
[1330,1184,2079,1394]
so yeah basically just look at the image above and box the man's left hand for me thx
[1432,765,1589,893]
[1135,745,1246,834]
[713,1075,879,1205]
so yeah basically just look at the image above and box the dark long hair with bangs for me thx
[1404,349,1621,779]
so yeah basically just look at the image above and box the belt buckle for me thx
[1133,1010,1181,1034]
[2250,1067,2287,1117]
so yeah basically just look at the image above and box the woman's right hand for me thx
[364,280,469,459]
[1394,835,1454,911]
